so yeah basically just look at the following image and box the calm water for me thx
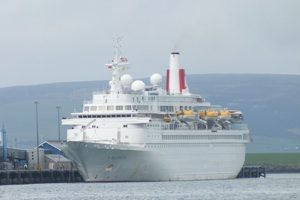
[0,174,299,200]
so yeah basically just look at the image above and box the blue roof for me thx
[38,141,66,155]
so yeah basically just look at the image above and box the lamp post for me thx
[56,106,61,142]
[34,101,40,170]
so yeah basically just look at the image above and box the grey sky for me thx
[0,0,299,88]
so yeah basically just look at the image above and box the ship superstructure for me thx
[62,46,250,181]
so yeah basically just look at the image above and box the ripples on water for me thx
[0,174,299,200]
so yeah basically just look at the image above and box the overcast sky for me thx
[0,0,299,88]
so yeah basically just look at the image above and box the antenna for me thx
[112,36,123,61]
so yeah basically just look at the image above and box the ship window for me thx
[98,106,105,111]
[97,115,101,118]
[78,115,82,118]
[160,106,174,112]
[126,114,131,117]
[111,115,116,118]
[88,115,91,118]
[107,115,111,118]
[125,105,132,110]
[90,106,97,111]
[107,105,114,111]
[137,105,149,110]
[121,114,126,117]
[84,106,89,112]
[83,115,87,118]
[123,125,128,128]
[102,115,106,118]
[116,105,123,110]
[117,115,121,117]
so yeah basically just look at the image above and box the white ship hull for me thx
[63,140,246,182]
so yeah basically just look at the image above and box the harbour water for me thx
[0,173,299,200]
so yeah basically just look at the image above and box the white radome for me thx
[121,74,133,86]
[131,80,145,91]
[150,73,162,86]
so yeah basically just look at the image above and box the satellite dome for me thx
[120,74,133,86]
[150,73,162,86]
[131,80,145,91]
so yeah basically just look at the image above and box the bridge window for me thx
[84,106,89,112]
[107,105,114,111]
[125,105,132,110]
[90,106,97,111]
[116,105,123,110]
[98,106,105,111]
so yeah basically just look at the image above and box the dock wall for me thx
[0,170,83,185]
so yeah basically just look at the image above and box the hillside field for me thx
[245,153,300,169]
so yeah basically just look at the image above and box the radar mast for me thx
[105,37,129,94]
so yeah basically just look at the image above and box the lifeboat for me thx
[199,110,218,120]
[218,110,231,120]
[163,116,171,123]
[183,110,194,116]
[176,110,184,116]
[176,110,195,121]
[176,110,194,116]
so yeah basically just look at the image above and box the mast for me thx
[105,37,129,94]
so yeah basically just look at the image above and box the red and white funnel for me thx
[166,52,189,95]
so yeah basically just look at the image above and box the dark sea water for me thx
[0,174,299,200]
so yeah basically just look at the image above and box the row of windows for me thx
[84,105,150,112]
[160,106,174,112]
[160,106,193,112]
[145,124,161,128]
[84,105,194,113]
[77,114,136,119]
[162,135,242,140]
[84,105,133,112]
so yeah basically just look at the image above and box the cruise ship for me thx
[62,46,250,182]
